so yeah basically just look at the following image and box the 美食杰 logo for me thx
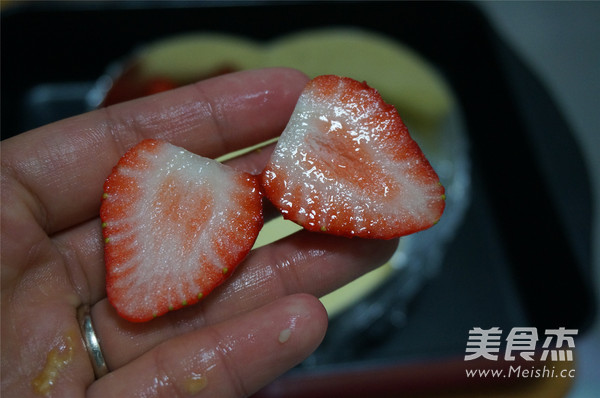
[464,327,577,379]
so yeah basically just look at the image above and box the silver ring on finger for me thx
[77,304,109,379]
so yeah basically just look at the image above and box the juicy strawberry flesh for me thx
[101,139,263,322]
[261,75,445,239]
[100,75,444,321]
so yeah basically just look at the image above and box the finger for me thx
[221,141,276,176]
[2,68,308,235]
[92,233,397,369]
[87,294,327,398]
[52,218,106,304]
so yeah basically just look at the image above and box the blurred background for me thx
[479,3,599,397]
[2,1,598,397]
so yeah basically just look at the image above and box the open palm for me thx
[1,68,396,397]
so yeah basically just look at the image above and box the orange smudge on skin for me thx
[31,331,76,395]
[184,373,208,394]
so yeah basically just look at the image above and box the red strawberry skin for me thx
[261,75,445,239]
[101,139,263,322]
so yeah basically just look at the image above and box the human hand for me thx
[1,68,397,397]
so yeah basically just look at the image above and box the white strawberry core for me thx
[106,143,253,316]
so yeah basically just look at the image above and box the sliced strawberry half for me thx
[261,75,445,239]
[101,139,263,322]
